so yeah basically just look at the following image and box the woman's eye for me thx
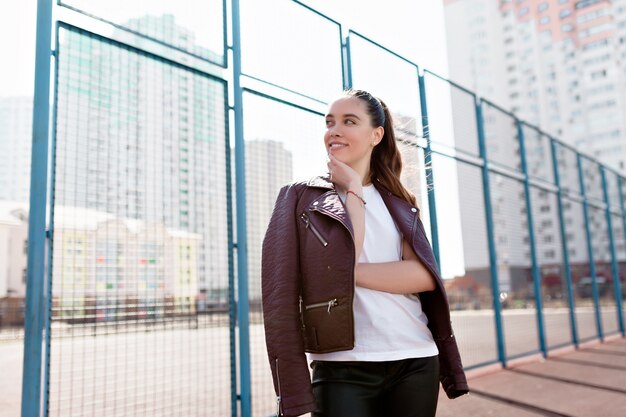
[325,120,333,126]
[345,119,355,125]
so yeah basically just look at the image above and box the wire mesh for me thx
[242,91,326,416]
[431,154,498,368]
[7,2,626,416]
[347,31,423,147]
[530,186,571,348]
[489,172,539,358]
[423,73,479,156]
[481,102,520,172]
[239,0,343,103]
[587,204,619,335]
[554,143,581,197]
[581,158,605,204]
[50,25,231,416]
[58,0,225,64]
[522,124,554,184]
[561,197,597,342]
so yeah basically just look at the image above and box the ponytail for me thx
[342,89,417,206]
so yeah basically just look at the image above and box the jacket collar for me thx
[305,175,420,240]
[307,175,334,189]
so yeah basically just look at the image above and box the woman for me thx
[262,89,468,417]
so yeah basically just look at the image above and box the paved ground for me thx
[436,336,626,417]
[1,311,624,416]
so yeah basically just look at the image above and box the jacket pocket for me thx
[300,212,328,247]
[301,297,352,353]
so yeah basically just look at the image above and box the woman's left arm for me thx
[355,238,436,294]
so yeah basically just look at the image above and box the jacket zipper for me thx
[310,196,356,347]
[305,298,338,313]
[275,358,282,416]
[300,212,328,246]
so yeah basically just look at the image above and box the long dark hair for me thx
[343,89,417,206]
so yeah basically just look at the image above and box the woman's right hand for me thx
[327,153,362,192]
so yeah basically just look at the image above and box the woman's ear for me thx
[372,126,384,146]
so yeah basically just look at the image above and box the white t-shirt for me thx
[308,184,438,362]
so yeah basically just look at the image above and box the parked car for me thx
[576,276,610,298]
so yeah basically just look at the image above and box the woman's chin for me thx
[329,150,348,163]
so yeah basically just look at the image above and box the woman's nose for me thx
[328,125,341,136]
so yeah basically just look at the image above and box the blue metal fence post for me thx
[601,167,625,335]
[475,98,507,367]
[21,1,54,416]
[549,139,579,347]
[417,73,441,270]
[577,154,603,341]
[231,0,252,415]
[517,122,547,356]
[342,33,353,90]
[618,175,626,336]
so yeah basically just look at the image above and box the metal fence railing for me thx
[1,0,624,416]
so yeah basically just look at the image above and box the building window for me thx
[538,2,549,12]
[519,7,529,16]
[560,9,572,18]
[562,23,574,32]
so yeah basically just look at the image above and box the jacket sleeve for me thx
[261,183,316,417]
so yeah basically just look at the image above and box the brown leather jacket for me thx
[262,176,469,417]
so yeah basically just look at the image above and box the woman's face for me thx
[324,97,383,168]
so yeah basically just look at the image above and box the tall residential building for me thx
[245,139,293,303]
[0,97,32,203]
[444,0,626,171]
[443,0,626,294]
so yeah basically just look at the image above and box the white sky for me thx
[0,1,451,98]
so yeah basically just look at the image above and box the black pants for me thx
[311,356,439,417]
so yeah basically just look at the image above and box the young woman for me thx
[262,89,468,417]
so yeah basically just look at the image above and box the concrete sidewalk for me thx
[437,336,626,417]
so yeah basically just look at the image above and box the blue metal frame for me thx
[348,30,419,69]
[343,33,353,90]
[225,96,238,417]
[577,154,603,341]
[475,98,507,367]
[22,1,54,416]
[619,176,626,336]
[41,22,62,417]
[601,168,625,335]
[549,139,579,347]
[230,1,252,416]
[418,73,441,270]
[516,120,547,356]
